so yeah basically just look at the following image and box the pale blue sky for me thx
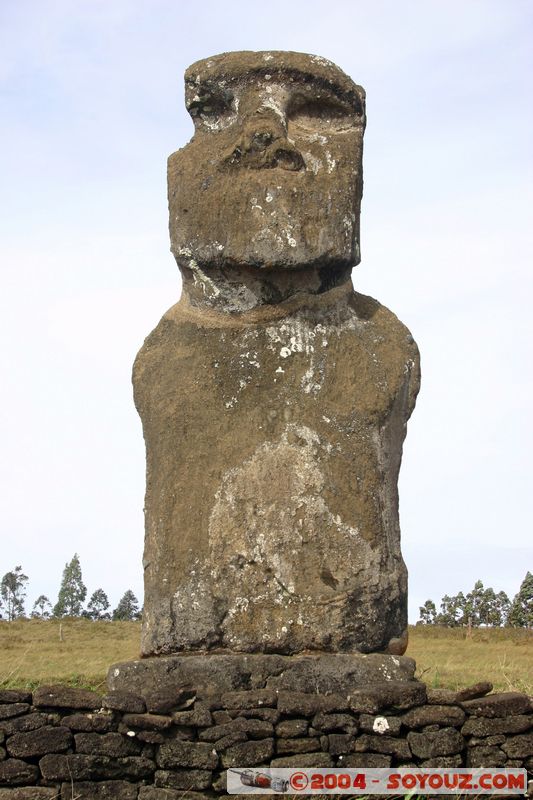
[1,0,532,623]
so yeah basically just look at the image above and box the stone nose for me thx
[242,114,285,153]
[223,115,305,172]
[249,130,275,151]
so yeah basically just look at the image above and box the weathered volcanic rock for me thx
[0,790,59,800]
[136,290,420,656]
[270,752,333,768]
[0,705,29,721]
[461,692,530,718]
[349,680,427,713]
[502,733,533,759]
[39,754,155,781]
[108,652,416,697]
[154,769,213,790]
[60,782,138,800]
[462,715,531,737]
[0,691,31,705]
[0,759,39,786]
[401,704,466,728]
[170,51,365,275]
[133,51,420,657]
[407,727,465,759]
[74,732,142,757]
[102,691,146,714]
[0,713,51,736]
[157,740,218,770]
[62,713,115,733]
[355,733,411,759]
[136,287,419,656]
[6,726,72,758]
[33,685,101,710]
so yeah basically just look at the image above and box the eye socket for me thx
[187,89,235,128]
[287,95,358,132]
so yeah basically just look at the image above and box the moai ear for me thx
[352,84,366,119]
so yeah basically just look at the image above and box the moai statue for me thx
[134,51,420,659]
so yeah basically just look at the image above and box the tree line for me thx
[0,554,141,622]
[418,573,532,628]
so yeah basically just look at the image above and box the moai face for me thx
[168,51,366,273]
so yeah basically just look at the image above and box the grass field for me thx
[407,624,532,695]
[0,620,531,693]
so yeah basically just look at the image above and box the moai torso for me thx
[134,51,420,657]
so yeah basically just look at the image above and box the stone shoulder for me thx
[349,291,419,359]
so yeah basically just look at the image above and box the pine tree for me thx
[454,591,467,625]
[53,554,87,617]
[508,572,533,628]
[464,580,486,626]
[436,593,464,627]
[418,600,437,624]
[31,595,52,618]
[480,588,510,626]
[496,590,511,626]
[478,586,497,626]
[113,590,141,621]
[0,566,28,621]
[86,588,111,620]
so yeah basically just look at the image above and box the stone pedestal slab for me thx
[107,652,417,698]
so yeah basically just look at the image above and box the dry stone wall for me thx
[0,683,532,797]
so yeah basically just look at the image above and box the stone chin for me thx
[168,155,362,271]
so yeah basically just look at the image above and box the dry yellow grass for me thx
[0,619,531,693]
[407,624,533,694]
[0,618,140,691]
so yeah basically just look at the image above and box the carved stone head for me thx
[168,51,366,276]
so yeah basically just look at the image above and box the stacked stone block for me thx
[0,683,531,798]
